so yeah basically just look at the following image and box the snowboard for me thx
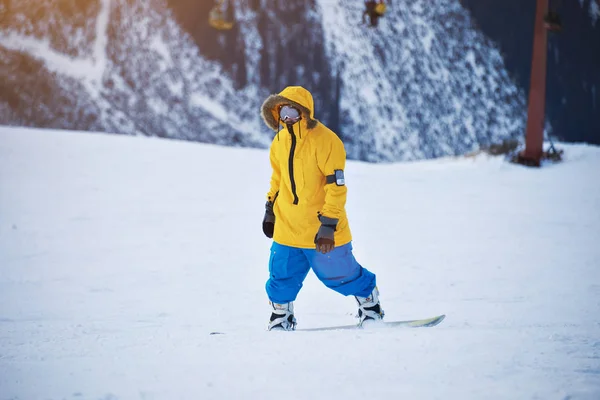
[209,314,445,335]
[296,314,446,332]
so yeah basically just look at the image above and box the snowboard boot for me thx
[355,287,384,326]
[267,301,297,331]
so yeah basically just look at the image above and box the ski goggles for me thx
[279,105,301,124]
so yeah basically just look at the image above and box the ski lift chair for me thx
[544,11,562,32]
[362,0,387,27]
[544,0,562,32]
[208,1,234,31]
[374,1,387,16]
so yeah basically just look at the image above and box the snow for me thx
[92,0,111,83]
[580,0,600,25]
[149,33,173,66]
[189,93,229,121]
[593,2,600,25]
[465,50,485,79]
[1,126,600,400]
[314,0,527,161]
[1,0,529,161]
[0,32,95,82]
[0,0,110,92]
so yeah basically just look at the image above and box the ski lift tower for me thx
[514,0,550,167]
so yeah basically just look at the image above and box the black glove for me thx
[314,215,338,254]
[262,201,275,238]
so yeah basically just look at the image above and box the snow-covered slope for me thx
[1,0,527,161]
[0,0,268,147]
[316,0,526,161]
[1,127,599,400]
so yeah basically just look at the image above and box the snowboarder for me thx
[260,86,384,331]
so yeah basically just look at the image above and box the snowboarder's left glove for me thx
[314,215,338,254]
[262,201,275,238]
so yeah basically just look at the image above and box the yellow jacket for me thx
[261,86,352,248]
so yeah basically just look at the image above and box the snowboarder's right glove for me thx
[262,201,275,238]
[314,215,338,254]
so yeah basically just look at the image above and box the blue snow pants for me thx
[266,241,377,304]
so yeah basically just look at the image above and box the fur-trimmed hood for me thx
[260,86,319,131]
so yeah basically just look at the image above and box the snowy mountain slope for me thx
[1,126,600,400]
[0,0,268,147]
[316,0,526,161]
[3,0,526,162]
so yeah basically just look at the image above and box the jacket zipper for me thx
[287,126,299,205]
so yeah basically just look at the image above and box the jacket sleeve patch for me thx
[334,169,345,186]
[325,170,345,186]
